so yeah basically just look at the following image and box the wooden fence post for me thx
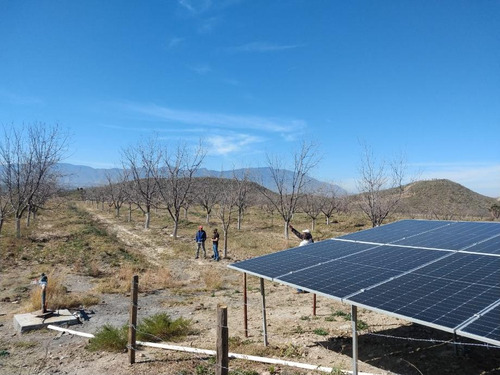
[128,275,139,365]
[216,304,229,375]
[313,293,317,316]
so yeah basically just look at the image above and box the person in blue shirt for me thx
[195,225,207,259]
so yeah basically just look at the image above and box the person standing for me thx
[212,228,220,261]
[289,224,314,246]
[289,223,314,293]
[195,225,207,259]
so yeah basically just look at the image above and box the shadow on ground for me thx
[316,323,500,375]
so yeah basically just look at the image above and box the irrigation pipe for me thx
[47,325,95,338]
[138,341,379,375]
[46,326,380,375]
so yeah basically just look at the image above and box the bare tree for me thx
[356,143,407,227]
[259,142,319,239]
[121,138,161,229]
[216,178,239,258]
[156,142,205,239]
[0,184,11,234]
[27,172,60,225]
[233,169,250,230]
[0,124,68,237]
[105,170,129,218]
[196,177,220,224]
[301,192,322,231]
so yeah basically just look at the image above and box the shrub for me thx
[313,328,329,336]
[87,324,128,352]
[136,313,192,342]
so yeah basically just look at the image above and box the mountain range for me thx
[56,163,346,195]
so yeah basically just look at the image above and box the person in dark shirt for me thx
[195,225,207,259]
[289,224,314,246]
[289,224,314,293]
[212,228,220,261]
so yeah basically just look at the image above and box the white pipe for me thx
[47,325,95,338]
[137,341,380,375]
[45,326,381,375]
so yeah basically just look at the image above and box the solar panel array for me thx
[228,220,500,347]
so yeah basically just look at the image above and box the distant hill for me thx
[356,179,497,220]
[55,163,346,195]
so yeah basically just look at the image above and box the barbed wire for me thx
[363,332,500,349]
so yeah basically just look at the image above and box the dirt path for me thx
[86,209,170,267]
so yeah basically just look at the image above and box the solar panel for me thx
[227,240,375,280]
[338,219,450,244]
[228,219,500,347]
[465,235,500,255]
[395,221,500,250]
[458,303,500,346]
[348,253,500,330]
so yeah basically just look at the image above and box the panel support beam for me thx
[351,305,358,375]
[260,278,268,346]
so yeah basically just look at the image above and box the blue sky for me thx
[1,1,499,197]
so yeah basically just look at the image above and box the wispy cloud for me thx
[189,63,212,75]
[206,133,264,155]
[120,102,305,133]
[167,37,184,49]
[0,89,43,106]
[230,42,303,53]
[178,0,212,14]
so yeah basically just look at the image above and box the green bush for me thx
[87,324,128,352]
[137,313,192,342]
[313,328,329,336]
[87,313,192,352]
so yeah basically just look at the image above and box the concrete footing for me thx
[13,309,79,333]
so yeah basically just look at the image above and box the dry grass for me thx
[28,271,100,311]
[201,268,223,291]
[95,265,180,294]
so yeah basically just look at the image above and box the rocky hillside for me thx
[396,179,497,220]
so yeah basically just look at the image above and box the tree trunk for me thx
[223,230,229,258]
[173,220,179,239]
[284,221,290,239]
[0,217,4,235]
[128,204,132,222]
[26,209,31,227]
[15,216,21,238]
[144,211,150,229]
[238,212,242,230]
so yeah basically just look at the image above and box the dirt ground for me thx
[1,208,500,375]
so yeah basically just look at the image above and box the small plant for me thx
[356,320,369,331]
[231,370,259,375]
[279,343,302,358]
[136,313,192,342]
[330,367,344,375]
[313,328,329,336]
[300,315,310,321]
[86,324,127,352]
[332,310,350,318]
[195,364,214,375]
[87,313,191,352]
